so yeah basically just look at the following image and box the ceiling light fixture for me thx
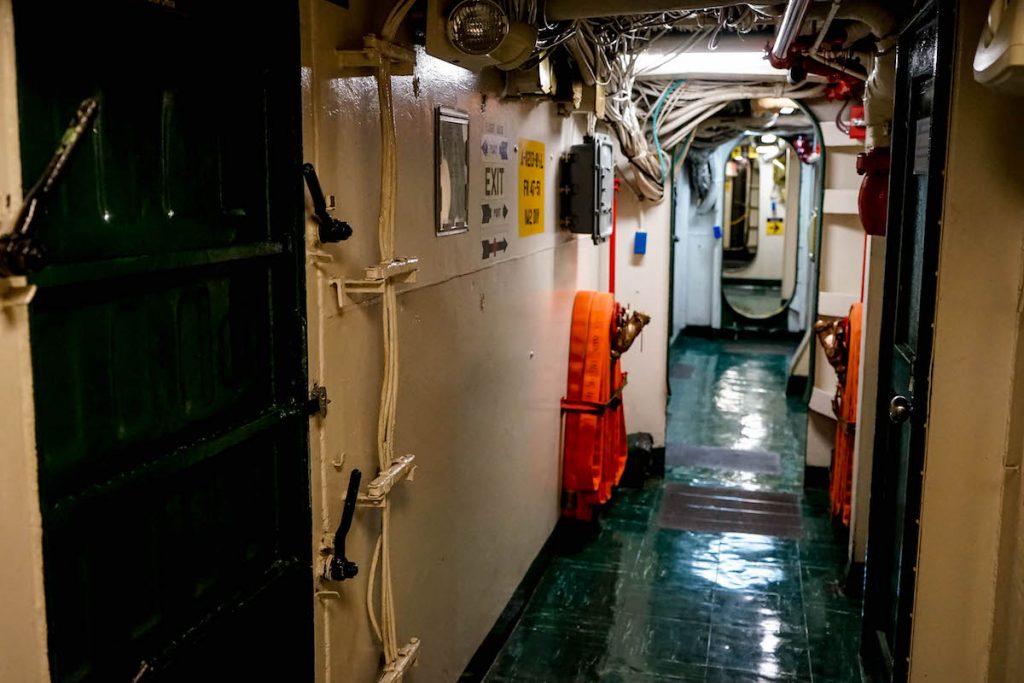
[446,0,509,56]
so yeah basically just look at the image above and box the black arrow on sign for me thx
[482,203,509,225]
[481,237,510,259]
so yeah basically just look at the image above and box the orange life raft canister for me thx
[560,291,628,520]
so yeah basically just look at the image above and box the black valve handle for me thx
[301,163,353,243]
[327,468,362,581]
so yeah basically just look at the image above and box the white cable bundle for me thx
[553,6,822,202]
[365,0,415,675]
[612,74,824,201]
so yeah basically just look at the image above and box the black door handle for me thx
[0,96,99,276]
[301,163,353,244]
[325,468,361,581]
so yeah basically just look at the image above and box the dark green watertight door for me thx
[14,1,312,680]
[861,1,955,681]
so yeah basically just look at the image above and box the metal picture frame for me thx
[435,106,470,236]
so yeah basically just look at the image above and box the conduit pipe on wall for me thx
[771,0,813,60]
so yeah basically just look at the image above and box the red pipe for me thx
[610,178,620,294]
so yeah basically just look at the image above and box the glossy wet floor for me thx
[722,283,787,318]
[483,336,863,682]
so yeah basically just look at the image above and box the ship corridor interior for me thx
[2,1,1024,682]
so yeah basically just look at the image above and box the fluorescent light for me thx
[635,50,789,81]
[760,133,778,144]
[779,106,796,115]
[756,145,779,155]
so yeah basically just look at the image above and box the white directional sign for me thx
[479,123,513,259]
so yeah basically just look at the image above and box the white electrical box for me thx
[975,0,1024,93]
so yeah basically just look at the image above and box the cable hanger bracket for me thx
[354,454,417,508]
[337,35,416,75]
[377,638,421,683]
[328,257,420,309]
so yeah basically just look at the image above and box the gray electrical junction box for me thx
[559,133,615,244]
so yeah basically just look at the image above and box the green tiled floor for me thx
[483,336,864,683]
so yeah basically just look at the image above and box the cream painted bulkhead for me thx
[299,2,668,679]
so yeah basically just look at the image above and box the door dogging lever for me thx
[325,468,361,581]
[301,162,353,243]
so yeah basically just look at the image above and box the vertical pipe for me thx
[610,178,620,294]
[771,0,813,60]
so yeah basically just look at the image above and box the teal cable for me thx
[652,79,684,183]
[669,129,696,182]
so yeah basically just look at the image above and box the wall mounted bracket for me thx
[356,454,417,508]
[328,257,420,309]
[0,276,37,309]
[377,638,421,683]
[337,35,416,76]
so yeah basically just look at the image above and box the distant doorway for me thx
[670,100,820,339]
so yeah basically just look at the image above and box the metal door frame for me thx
[861,1,957,680]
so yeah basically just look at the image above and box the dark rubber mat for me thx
[666,444,781,474]
[722,342,793,356]
[657,484,803,538]
[670,363,696,379]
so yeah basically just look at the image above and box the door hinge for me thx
[307,384,330,418]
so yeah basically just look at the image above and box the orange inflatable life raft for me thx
[560,291,629,521]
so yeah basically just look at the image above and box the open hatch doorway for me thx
[669,97,824,359]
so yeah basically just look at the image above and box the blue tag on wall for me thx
[634,231,647,255]
[713,225,722,239]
